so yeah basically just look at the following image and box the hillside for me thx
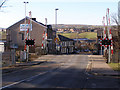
[58,32,97,40]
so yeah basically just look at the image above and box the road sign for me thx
[20,24,32,31]
[100,38,112,46]
[102,40,111,45]
[54,38,59,43]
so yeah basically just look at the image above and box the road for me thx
[2,55,119,89]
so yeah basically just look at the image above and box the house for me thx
[73,38,96,52]
[6,17,55,55]
[57,34,74,54]
[47,25,56,54]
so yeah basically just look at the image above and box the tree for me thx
[111,13,119,25]
[111,12,120,63]
[0,0,7,9]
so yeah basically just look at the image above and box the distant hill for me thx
[51,24,103,29]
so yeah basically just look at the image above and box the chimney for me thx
[32,18,36,21]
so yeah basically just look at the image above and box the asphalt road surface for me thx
[2,55,120,89]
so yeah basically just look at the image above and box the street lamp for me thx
[23,1,29,62]
[23,1,29,38]
[55,8,59,54]
[55,8,59,35]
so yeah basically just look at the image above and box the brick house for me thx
[6,17,55,54]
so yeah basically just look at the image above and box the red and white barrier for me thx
[102,16,107,50]
[107,8,113,54]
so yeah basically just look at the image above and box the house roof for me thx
[7,17,46,29]
[58,34,74,41]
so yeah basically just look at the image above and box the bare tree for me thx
[0,0,7,9]
[111,13,119,25]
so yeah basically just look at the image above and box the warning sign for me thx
[54,38,59,43]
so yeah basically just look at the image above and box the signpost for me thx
[20,24,32,31]
[55,38,59,43]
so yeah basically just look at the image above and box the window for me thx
[69,47,73,52]
[60,42,62,46]
[69,42,71,46]
[62,48,66,53]
[70,41,73,46]
[22,33,24,40]
[62,42,65,46]
[65,42,66,46]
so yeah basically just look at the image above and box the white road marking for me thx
[1,72,47,89]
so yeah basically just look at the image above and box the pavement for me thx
[88,55,120,76]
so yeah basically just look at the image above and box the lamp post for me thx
[23,1,29,61]
[55,8,59,54]
[55,8,59,35]
[24,1,29,39]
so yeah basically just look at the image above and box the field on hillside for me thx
[58,32,97,39]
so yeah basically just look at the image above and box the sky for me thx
[0,0,119,28]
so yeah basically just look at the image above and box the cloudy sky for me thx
[0,0,119,28]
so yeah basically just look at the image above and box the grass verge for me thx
[108,63,120,72]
